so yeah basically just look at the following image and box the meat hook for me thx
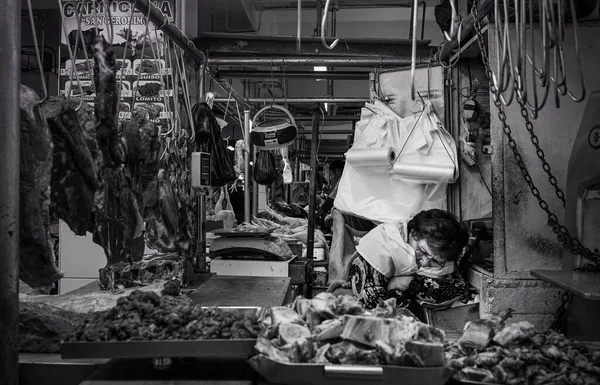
[118,0,137,100]
[177,46,196,143]
[410,0,419,100]
[320,0,339,50]
[554,0,586,103]
[550,0,566,108]
[58,0,84,110]
[27,0,48,104]
[513,0,528,105]
[104,0,114,46]
[131,5,152,111]
[149,25,174,137]
[443,0,459,42]
[496,0,516,106]
[75,3,95,87]
[523,0,548,118]
[296,0,302,54]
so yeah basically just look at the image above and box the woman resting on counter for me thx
[349,209,470,309]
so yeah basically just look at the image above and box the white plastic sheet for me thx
[334,100,458,223]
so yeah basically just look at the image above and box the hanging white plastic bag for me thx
[215,186,236,229]
[391,102,458,206]
[204,92,215,109]
[334,100,458,223]
[234,139,245,176]
[281,147,293,184]
[215,117,228,130]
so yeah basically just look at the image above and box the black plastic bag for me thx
[191,103,212,145]
[193,103,236,187]
[254,150,277,186]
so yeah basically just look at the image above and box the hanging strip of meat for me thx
[92,114,162,265]
[19,85,64,287]
[93,35,124,168]
[92,167,145,265]
[42,99,99,235]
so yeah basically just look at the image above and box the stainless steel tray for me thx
[248,356,455,385]
[61,339,256,359]
[453,380,501,385]
[61,307,264,360]
[212,230,271,238]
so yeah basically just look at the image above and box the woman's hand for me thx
[387,276,414,292]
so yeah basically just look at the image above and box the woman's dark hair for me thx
[407,209,469,262]
[330,159,345,174]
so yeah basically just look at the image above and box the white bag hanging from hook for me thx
[334,100,458,223]
[215,186,236,229]
[204,92,215,109]
[280,147,293,184]
[392,101,458,205]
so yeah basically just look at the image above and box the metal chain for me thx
[550,291,572,334]
[516,102,566,207]
[472,3,600,267]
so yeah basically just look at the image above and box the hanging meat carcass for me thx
[92,35,125,169]
[92,167,146,265]
[42,98,99,235]
[144,169,179,252]
[19,85,64,287]
[90,35,145,265]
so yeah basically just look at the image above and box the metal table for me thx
[79,358,257,385]
[531,270,600,301]
[190,275,292,308]
[532,270,600,341]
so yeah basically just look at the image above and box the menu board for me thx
[58,0,176,127]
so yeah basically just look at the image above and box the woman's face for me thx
[409,232,447,269]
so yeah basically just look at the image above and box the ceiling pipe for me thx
[256,2,432,11]
[294,115,359,121]
[215,97,369,103]
[209,56,421,67]
[217,70,370,80]
[297,129,354,134]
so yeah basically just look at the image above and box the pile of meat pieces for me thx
[18,35,192,289]
[68,290,260,342]
[446,311,600,385]
[255,293,447,367]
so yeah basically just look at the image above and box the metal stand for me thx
[195,192,208,272]
[252,146,259,217]
[244,110,252,223]
[0,1,21,384]
[306,106,321,261]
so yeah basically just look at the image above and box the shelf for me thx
[531,270,600,300]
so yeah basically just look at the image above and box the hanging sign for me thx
[58,0,176,128]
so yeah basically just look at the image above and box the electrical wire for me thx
[476,162,492,196]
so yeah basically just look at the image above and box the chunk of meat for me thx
[19,85,64,287]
